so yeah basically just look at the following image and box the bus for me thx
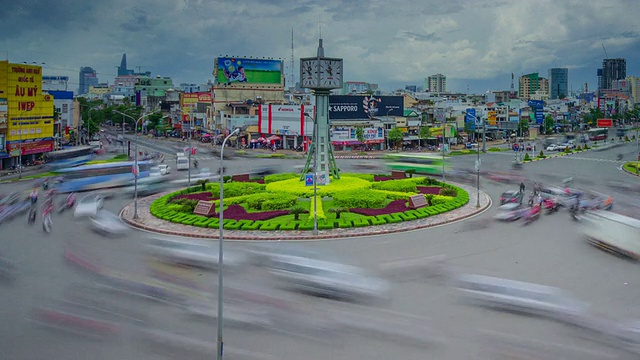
[54,161,153,193]
[384,153,447,175]
[44,146,96,168]
[588,128,608,141]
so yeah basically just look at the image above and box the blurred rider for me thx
[29,188,39,204]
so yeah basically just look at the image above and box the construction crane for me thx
[602,44,609,59]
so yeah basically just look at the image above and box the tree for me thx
[387,127,404,150]
[328,207,347,219]
[518,118,529,137]
[355,126,365,145]
[543,115,554,135]
[582,108,604,127]
[288,206,308,221]
[419,125,431,148]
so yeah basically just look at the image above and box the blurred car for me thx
[546,144,561,151]
[74,194,104,218]
[353,160,381,170]
[158,164,170,175]
[483,172,526,184]
[89,210,130,236]
[454,273,590,325]
[146,238,246,270]
[500,190,523,205]
[494,203,526,221]
[250,167,276,177]
[266,254,390,303]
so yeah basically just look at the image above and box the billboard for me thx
[528,100,544,124]
[487,111,497,126]
[6,139,54,156]
[328,96,403,120]
[215,57,282,85]
[180,92,212,119]
[330,126,384,145]
[465,108,476,130]
[597,118,613,128]
[257,104,314,136]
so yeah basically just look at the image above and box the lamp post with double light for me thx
[180,108,194,185]
[466,110,483,208]
[113,110,157,219]
[217,127,239,360]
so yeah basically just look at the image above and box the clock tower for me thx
[299,39,343,182]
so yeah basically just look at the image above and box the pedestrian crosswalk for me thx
[556,156,623,163]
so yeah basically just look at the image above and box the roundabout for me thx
[120,174,492,240]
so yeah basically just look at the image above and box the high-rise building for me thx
[548,68,568,99]
[518,73,540,99]
[598,58,626,90]
[117,53,134,76]
[627,76,640,105]
[78,67,98,95]
[426,74,446,93]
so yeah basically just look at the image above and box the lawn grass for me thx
[623,162,640,174]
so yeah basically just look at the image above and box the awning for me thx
[266,135,282,141]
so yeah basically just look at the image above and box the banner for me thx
[215,57,282,85]
[329,96,403,120]
[465,108,476,130]
[6,139,54,156]
[488,111,497,126]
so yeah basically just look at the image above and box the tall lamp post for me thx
[217,127,240,360]
[304,113,319,235]
[113,110,157,219]
[466,110,482,208]
[180,109,194,186]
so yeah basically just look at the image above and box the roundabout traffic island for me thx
[120,172,492,240]
[153,173,467,229]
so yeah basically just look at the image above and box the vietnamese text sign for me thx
[597,119,613,128]
[7,139,53,155]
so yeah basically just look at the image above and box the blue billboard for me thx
[465,108,476,130]
[528,100,545,124]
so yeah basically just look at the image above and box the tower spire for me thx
[316,38,324,58]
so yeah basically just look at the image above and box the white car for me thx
[546,144,561,151]
[74,194,104,219]
[158,164,170,175]
[89,210,130,236]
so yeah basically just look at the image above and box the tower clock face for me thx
[300,59,318,88]
[319,59,343,88]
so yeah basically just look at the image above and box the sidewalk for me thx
[119,182,492,241]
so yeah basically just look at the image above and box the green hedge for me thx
[264,173,299,183]
[333,190,387,209]
[341,173,375,181]
[371,179,418,193]
[262,194,298,211]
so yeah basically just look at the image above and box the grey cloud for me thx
[120,10,154,32]
[401,31,440,42]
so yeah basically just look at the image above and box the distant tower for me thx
[511,73,515,91]
[118,53,128,76]
[290,28,295,89]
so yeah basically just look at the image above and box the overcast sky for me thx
[1,0,638,95]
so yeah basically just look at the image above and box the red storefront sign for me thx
[597,119,613,128]
[7,139,54,156]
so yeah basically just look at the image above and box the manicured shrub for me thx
[371,189,413,200]
[523,153,531,161]
[334,191,387,209]
[439,187,457,197]
[341,173,375,181]
[371,179,418,193]
[539,150,544,157]
[264,173,299,183]
[349,199,407,216]
[352,219,370,227]
[221,182,266,198]
[288,206,308,221]
[279,222,299,230]
[261,194,298,211]
[246,194,270,211]
[308,195,326,220]
[488,147,502,152]
[265,176,371,197]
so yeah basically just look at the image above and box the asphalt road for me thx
[1,142,640,359]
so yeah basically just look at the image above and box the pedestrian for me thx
[519,182,525,193]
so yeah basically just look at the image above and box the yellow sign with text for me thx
[488,111,497,126]
[3,62,53,142]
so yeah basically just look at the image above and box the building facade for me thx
[548,68,568,99]
[78,67,99,95]
[0,61,55,170]
[42,76,70,92]
[47,90,74,141]
[627,76,640,105]
[599,58,626,91]
[426,74,446,93]
[518,73,549,100]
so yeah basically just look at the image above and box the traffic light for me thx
[65,126,70,135]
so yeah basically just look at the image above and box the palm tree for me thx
[289,206,308,221]
[196,179,209,191]
[328,207,347,219]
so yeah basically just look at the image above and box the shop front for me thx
[330,126,385,151]
[6,138,54,167]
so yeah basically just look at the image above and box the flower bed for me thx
[149,174,470,231]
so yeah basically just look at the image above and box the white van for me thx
[176,156,189,170]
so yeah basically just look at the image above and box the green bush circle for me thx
[149,174,470,231]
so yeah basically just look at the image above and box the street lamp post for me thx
[113,110,156,219]
[217,127,240,360]
[303,113,319,235]
[467,110,482,208]
[181,109,194,186]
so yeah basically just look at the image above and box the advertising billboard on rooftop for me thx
[215,57,282,85]
[328,95,403,120]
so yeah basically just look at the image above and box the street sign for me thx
[513,143,519,152]
[305,174,314,186]
[597,119,613,128]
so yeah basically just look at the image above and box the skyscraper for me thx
[598,58,626,90]
[117,53,133,76]
[548,68,568,99]
[426,74,446,93]
[78,67,98,95]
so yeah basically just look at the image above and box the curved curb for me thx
[119,191,492,241]
[622,164,640,177]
